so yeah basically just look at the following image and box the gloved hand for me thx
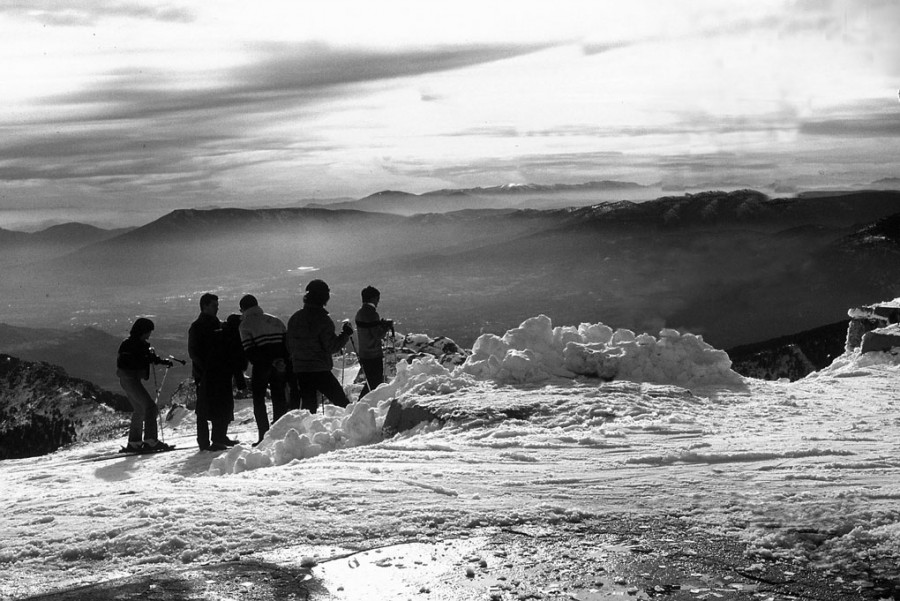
[341,321,353,336]
[382,319,394,328]
[273,358,287,373]
[163,360,174,368]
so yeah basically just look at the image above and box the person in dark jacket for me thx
[354,285,393,400]
[238,294,289,444]
[188,293,240,451]
[223,313,249,395]
[116,318,174,453]
[286,280,353,413]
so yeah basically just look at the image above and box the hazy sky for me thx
[1,0,898,229]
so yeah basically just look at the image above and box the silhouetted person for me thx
[188,293,240,451]
[238,294,290,444]
[223,313,249,396]
[354,285,393,400]
[287,279,352,413]
[116,318,174,453]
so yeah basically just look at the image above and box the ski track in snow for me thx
[2,319,900,597]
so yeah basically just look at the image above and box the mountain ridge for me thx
[306,179,652,214]
[0,353,128,459]
[3,187,900,357]
[0,324,129,392]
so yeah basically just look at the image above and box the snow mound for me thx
[808,346,900,379]
[209,315,743,475]
[209,401,383,476]
[461,315,742,389]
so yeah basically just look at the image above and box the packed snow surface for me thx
[2,315,900,598]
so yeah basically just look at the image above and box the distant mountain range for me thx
[0,324,124,392]
[0,222,133,267]
[305,180,654,214]
[2,187,900,360]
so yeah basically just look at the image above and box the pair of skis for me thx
[78,445,187,463]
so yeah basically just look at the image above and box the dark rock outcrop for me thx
[726,321,849,381]
[0,354,128,459]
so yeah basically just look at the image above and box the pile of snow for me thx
[462,315,742,388]
[210,315,742,476]
[809,344,900,378]
[209,402,379,475]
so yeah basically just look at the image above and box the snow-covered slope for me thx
[1,316,899,599]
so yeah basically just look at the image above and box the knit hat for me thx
[304,279,330,306]
[306,279,330,295]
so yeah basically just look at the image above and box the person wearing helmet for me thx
[286,279,353,413]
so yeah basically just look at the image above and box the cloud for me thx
[443,126,522,139]
[0,0,194,26]
[800,118,900,138]
[390,150,630,181]
[1,41,553,189]
[439,111,801,141]
[800,105,900,138]
[580,40,635,56]
[39,41,552,122]
[234,42,554,91]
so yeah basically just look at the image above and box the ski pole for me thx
[350,335,371,392]
[157,366,172,442]
[153,357,181,442]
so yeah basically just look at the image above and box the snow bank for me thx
[808,346,900,379]
[367,315,741,398]
[208,401,382,476]
[461,315,742,389]
[210,315,743,475]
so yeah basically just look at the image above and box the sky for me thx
[2,314,900,598]
[1,0,899,230]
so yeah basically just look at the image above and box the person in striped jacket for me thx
[238,294,289,445]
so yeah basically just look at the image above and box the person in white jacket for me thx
[238,294,290,445]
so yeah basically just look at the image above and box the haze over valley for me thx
[3,186,900,395]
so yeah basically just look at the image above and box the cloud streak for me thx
[2,2,899,229]
[800,111,900,138]
[0,0,194,26]
[39,42,553,121]
[1,42,551,186]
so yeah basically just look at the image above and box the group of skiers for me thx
[115,280,393,454]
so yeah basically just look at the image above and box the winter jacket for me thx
[188,312,221,382]
[116,336,169,380]
[239,306,288,366]
[188,312,242,422]
[287,303,350,372]
[354,303,390,360]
